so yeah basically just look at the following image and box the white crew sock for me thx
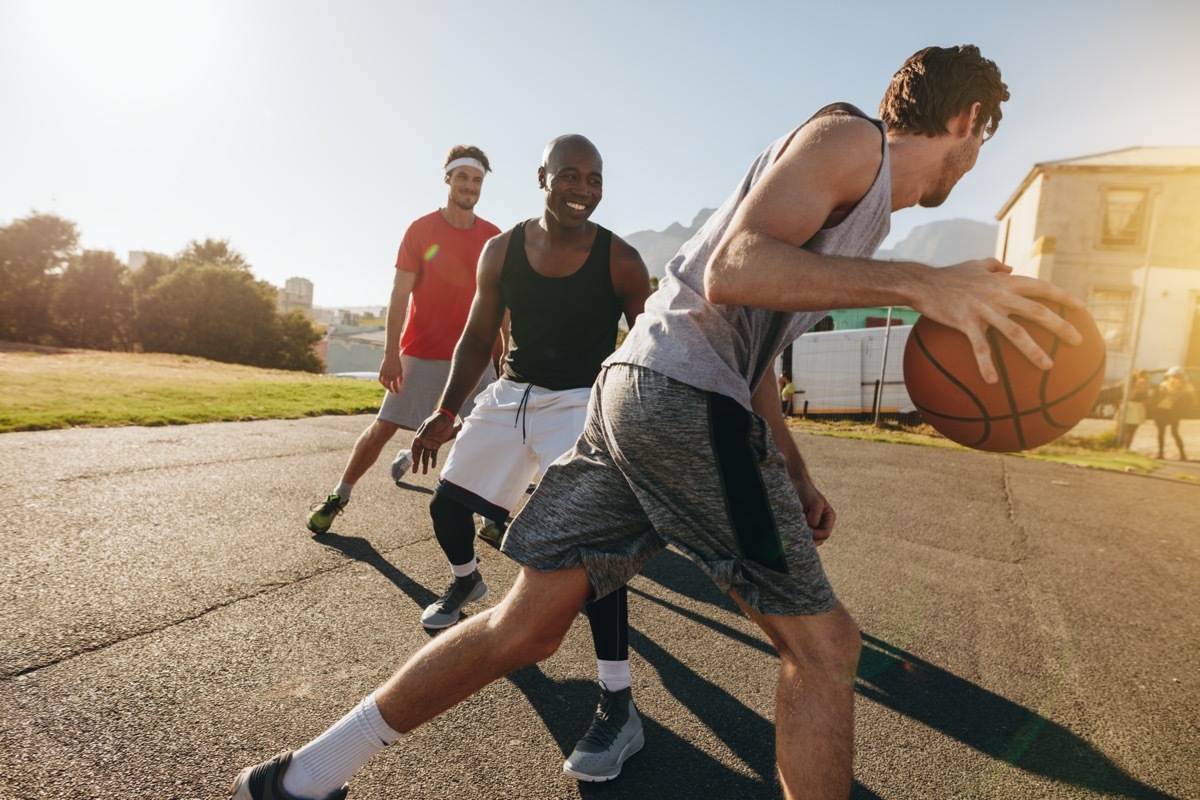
[334,481,354,502]
[597,659,631,693]
[450,558,478,578]
[282,693,401,799]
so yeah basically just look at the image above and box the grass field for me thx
[0,343,1165,477]
[0,345,384,433]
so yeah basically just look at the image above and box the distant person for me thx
[306,146,501,535]
[1120,369,1149,449]
[780,375,796,417]
[233,45,1084,800]
[1150,366,1194,460]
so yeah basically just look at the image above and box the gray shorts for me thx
[502,363,836,616]
[376,355,495,431]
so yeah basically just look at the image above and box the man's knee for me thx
[491,568,592,664]
[774,606,862,682]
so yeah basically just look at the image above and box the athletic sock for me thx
[450,558,478,578]
[283,693,400,799]
[334,481,354,503]
[597,659,631,693]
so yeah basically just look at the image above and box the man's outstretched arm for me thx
[704,113,1081,384]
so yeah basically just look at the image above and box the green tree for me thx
[130,252,179,298]
[0,213,79,343]
[136,263,282,367]
[52,250,134,350]
[275,309,325,373]
[177,238,250,271]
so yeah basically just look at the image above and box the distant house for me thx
[995,147,1200,380]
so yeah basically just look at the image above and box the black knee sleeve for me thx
[429,491,477,566]
[585,585,629,662]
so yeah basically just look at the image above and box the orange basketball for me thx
[902,301,1106,452]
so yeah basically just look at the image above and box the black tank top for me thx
[500,220,622,390]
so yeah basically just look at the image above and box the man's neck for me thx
[885,133,939,212]
[536,215,594,243]
[441,205,476,230]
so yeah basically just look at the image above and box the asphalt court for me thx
[0,416,1195,799]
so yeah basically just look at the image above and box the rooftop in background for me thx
[998,146,1200,218]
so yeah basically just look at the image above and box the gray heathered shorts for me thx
[376,354,494,430]
[501,363,836,617]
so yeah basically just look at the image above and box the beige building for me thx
[278,276,314,316]
[995,147,1200,381]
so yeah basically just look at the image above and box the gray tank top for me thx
[606,103,892,409]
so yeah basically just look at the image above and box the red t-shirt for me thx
[395,210,500,360]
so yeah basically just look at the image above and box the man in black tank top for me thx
[404,134,651,781]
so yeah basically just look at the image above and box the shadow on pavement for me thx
[506,663,782,799]
[858,635,1178,800]
[312,532,439,612]
[316,538,1173,798]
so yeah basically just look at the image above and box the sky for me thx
[2,0,1198,309]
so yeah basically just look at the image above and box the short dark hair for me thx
[879,45,1009,140]
[444,145,492,173]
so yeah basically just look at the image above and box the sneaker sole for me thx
[562,728,645,782]
[306,520,332,534]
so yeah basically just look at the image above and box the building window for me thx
[1100,188,1147,247]
[1088,288,1133,352]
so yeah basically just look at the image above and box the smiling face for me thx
[538,136,603,230]
[445,165,485,211]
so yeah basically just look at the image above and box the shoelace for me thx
[312,495,344,516]
[438,576,477,610]
[580,691,624,747]
[513,382,534,443]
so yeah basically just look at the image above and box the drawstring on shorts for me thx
[514,382,534,443]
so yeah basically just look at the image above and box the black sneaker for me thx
[562,685,644,782]
[420,570,489,629]
[229,751,348,799]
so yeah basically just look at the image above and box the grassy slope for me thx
[0,347,384,432]
[0,344,1171,478]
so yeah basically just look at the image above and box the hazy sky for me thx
[2,0,1198,309]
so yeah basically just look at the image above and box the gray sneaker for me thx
[229,751,348,799]
[420,570,489,629]
[563,684,644,782]
[390,449,414,484]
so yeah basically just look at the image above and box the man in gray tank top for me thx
[232,45,1085,800]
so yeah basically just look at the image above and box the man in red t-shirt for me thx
[307,145,502,534]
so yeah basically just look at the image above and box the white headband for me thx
[445,157,486,175]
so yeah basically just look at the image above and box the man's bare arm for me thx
[704,115,1081,384]
[379,269,418,392]
[750,367,835,544]
[611,236,652,328]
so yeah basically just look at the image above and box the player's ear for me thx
[537,166,547,189]
[950,102,982,139]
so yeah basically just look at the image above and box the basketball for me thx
[902,301,1106,452]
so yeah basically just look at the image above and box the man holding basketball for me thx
[233,45,1082,800]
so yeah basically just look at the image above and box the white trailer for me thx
[777,325,916,418]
